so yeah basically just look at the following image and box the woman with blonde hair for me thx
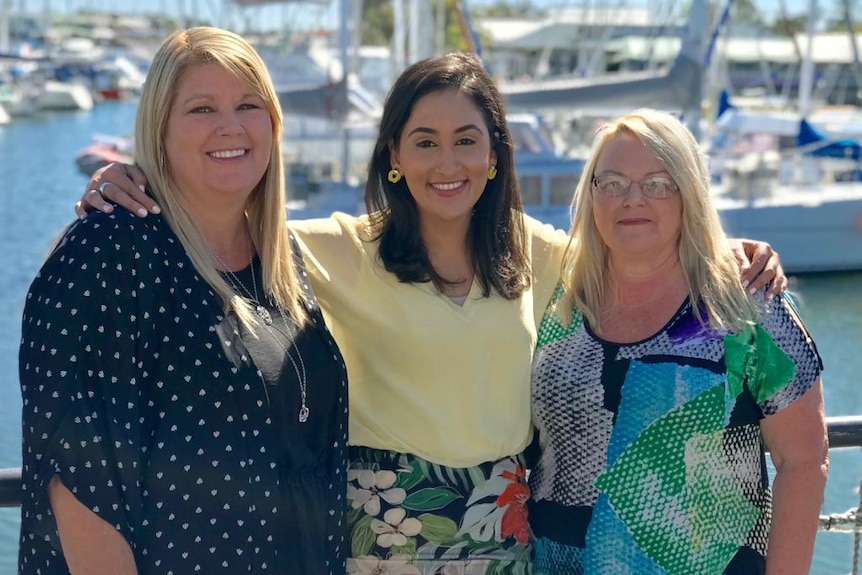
[20,27,347,575]
[529,109,827,575]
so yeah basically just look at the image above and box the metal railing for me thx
[0,416,860,512]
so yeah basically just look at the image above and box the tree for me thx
[731,0,764,26]
[358,0,510,52]
[471,0,536,18]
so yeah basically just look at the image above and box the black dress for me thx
[19,209,348,575]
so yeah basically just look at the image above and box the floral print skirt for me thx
[346,446,532,575]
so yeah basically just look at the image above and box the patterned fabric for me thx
[345,447,532,575]
[529,287,822,575]
[19,210,349,574]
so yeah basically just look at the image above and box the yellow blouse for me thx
[289,213,567,467]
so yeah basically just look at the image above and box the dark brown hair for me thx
[365,52,529,299]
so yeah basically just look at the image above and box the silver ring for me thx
[98,181,110,194]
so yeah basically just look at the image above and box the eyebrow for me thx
[597,169,672,178]
[406,124,484,138]
[179,92,261,106]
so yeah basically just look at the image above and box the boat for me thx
[0,101,9,124]
[710,148,862,273]
[0,74,40,117]
[74,134,134,177]
[37,80,94,111]
[90,55,147,101]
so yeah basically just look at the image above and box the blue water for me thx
[0,101,860,574]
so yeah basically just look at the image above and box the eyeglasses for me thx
[591,174,679,199]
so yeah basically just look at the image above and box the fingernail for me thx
[137,208,148,217]
[138,184,146,193]
[102,203,113,212]
[742,279,750,288]
[748,286,757,295]
[151,205,161,214]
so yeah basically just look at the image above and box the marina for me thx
[1,81,860,575]
[0,1,861,573]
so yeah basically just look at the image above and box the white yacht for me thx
[36,80,94,111]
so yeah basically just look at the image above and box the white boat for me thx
[36,80,94,111]
[0,102,9,125]
[710,151,862,273]
[0,81,40,117]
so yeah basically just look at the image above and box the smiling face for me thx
[592,133,683,262]
[164,62,273,212]
[390,89,497,230]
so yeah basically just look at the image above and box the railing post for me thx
[0,467,21,508]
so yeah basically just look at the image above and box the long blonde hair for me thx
[561,108,759,332]
[134,26,306,328]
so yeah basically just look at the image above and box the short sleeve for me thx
[19,214,151,567]
[754,292,823,417]
[523,215,570,328]
[288,213,367,313]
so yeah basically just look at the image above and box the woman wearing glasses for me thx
[529,109,827,575]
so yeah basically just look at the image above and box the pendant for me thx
[256,305,273,325]
[298,404,310,423]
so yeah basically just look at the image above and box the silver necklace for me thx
[212,243,310,423]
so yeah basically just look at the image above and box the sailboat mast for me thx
[339,0,350,183]
[840,0,862,104]
[798,0,817,117]
[0,0,10,54]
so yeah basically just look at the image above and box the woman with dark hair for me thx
[76,53,784,575]
[291,53,544,573]
[364,53,529,301]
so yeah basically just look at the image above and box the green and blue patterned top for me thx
[529,287,822,575]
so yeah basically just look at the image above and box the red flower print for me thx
[496,465,530,545]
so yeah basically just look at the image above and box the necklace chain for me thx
[211,241,309,423]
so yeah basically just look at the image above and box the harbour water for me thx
[0,100,860,574]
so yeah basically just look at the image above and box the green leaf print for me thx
[402,486,462,511]
[346,504,364,526]
[393,461,426,492]
[418,513,459,544]
[351,514,376,558]
[390,537,417,558]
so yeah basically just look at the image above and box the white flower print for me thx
[347,469,407,516]
[347,554,420,575]
[370,507,423,548]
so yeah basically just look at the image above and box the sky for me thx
[24,0,817,34]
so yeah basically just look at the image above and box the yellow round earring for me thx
[488,166,497,180]
[387,168,402,184]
